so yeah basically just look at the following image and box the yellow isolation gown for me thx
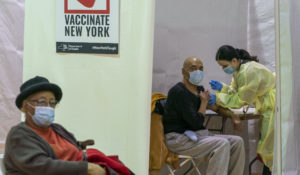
[216,61,276,170]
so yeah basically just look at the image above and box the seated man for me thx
[163,57,245,175]
[4,76,133,175]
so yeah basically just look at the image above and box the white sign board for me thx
[56,0,119,54]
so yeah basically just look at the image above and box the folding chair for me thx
[150,93,201,175]
[166,155,201,175]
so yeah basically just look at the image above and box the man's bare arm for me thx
[206,104,233,118]
[206,104,242,132]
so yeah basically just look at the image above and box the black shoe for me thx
[262,165,271,175]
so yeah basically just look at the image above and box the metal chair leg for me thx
[249,156,258,175]
[167,164,175,175]
[167,156,202,175]
[191,159,202,175]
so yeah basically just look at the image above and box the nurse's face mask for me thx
[218,58,239,74]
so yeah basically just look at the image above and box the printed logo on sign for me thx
[57,44,68,51]
[65,0,110,14]
[77,0,96,8]
[57,43,83,51]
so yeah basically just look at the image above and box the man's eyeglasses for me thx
[28,99,58,108]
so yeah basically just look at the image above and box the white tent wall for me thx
[152,0,247,95]
[247,0,275,72]
[273,0,300,174]
[289,0,300,173]
[0,0,24,154]
[152,0,275,94]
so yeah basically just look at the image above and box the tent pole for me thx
[274,0,281,174]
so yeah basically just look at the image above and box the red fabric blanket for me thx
[85,148,131,175]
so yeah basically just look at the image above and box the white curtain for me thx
[247,0,275,72]
[0,0,24,154]
[152,0,248,95]
[274,0,300,174]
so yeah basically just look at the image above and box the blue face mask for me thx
[189,70,204,85]
[223,66,236,74]
[29,105,55,126]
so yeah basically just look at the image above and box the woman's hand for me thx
[208,94,216,106]
[209,80,223,91]
[88,163,106,175]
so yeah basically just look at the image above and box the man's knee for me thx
[230,136,245,156]
[209,138,231,160]
[232,136,244,148]
[215,137,231,151]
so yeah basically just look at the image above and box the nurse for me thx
[209,45,275,175]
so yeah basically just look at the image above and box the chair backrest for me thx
[149,112,169,170]
[149,94,179,171]
[153,98,167,115]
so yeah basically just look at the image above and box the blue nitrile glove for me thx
[208,94,216,106]
[184,130,198,142]
[209,80,223,91]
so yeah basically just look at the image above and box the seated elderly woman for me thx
[4,76,133,175]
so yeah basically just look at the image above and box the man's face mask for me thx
[27,103,55,126]
[189,70,204,85]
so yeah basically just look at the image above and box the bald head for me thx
[181,56,204,83]
[183,56,203,70]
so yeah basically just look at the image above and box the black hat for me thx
[15,76,63,109]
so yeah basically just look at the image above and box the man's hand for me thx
[231,115,243,132]
[199,90,210,103]
[88,163,106,175]
[198,91,210,114]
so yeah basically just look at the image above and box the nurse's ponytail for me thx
[235,49,259,62]
[216,45,259,62]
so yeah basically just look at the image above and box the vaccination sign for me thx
[56,0,119,54]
